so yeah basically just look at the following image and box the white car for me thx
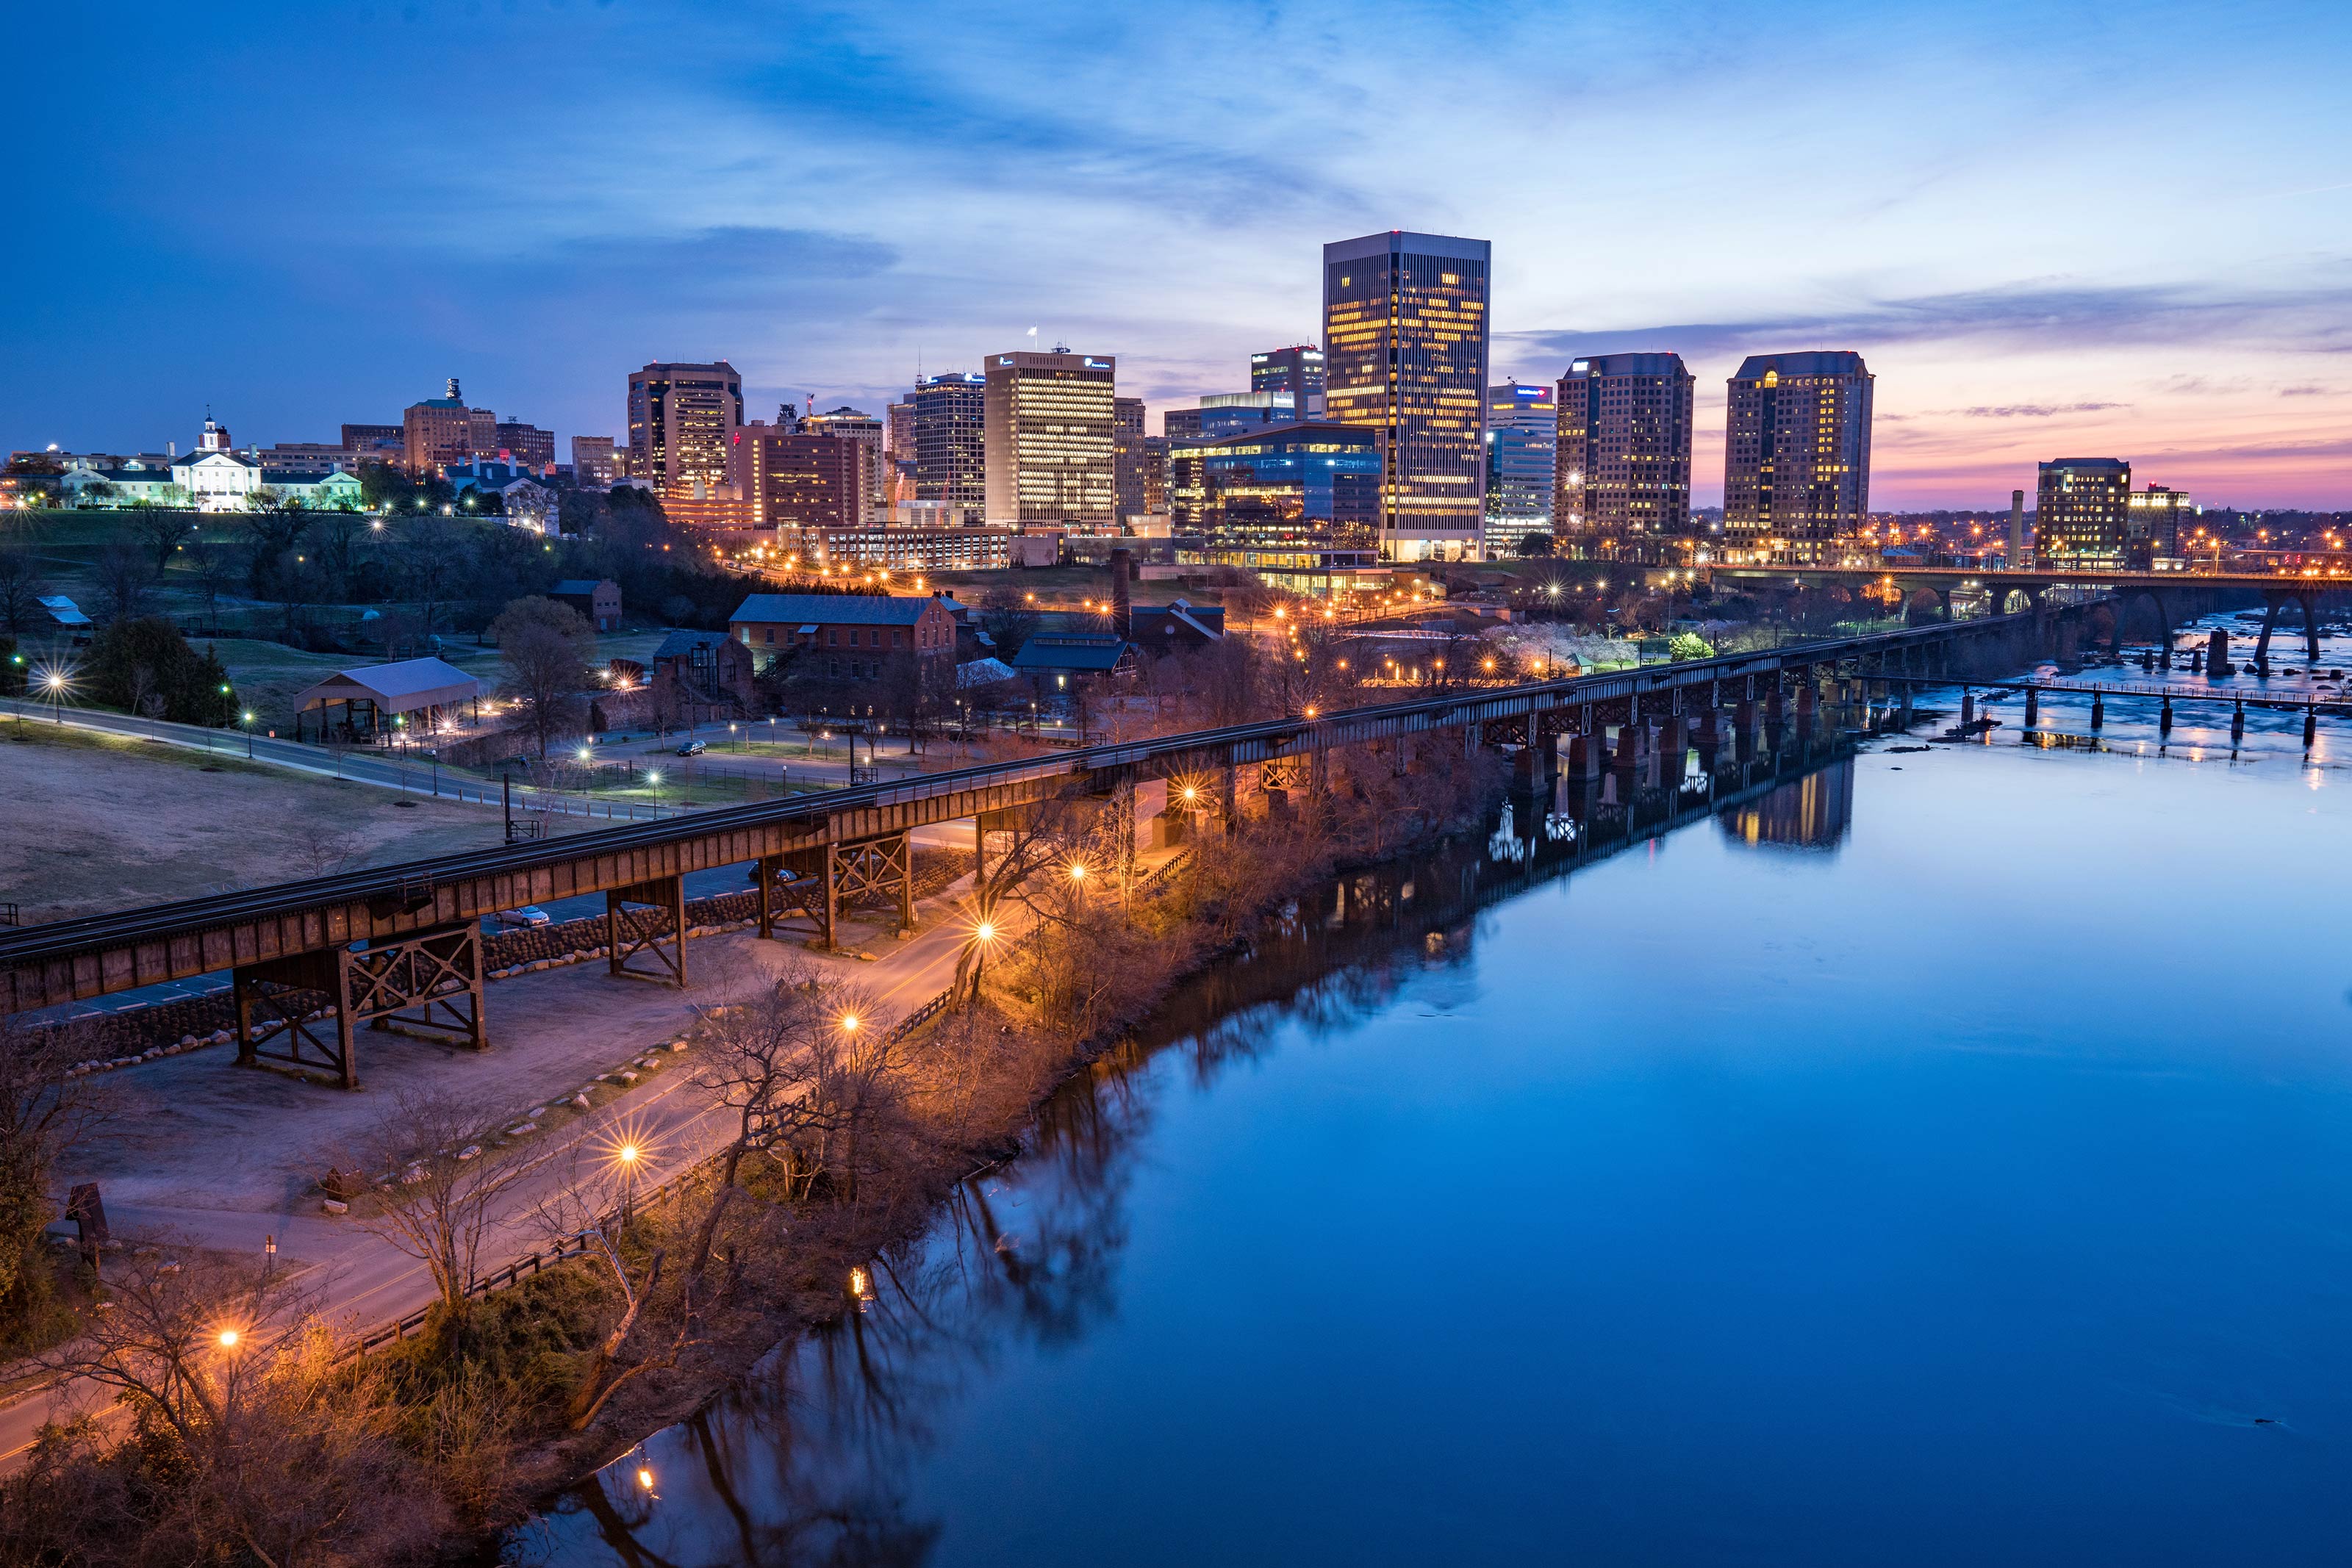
[495,906,551,927]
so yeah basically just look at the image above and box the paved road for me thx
[0,891,983,1466]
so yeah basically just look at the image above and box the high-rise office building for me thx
[884,400,916,509]
[1251,345,1327,417]
[340,423,403,464]
[2128,483,2194,564]
[983,348,1116,529]
[803,406,889,519]
[1197,392,1301,439]
[729,422,865,534]
[1323,230,1491,560]
[570,436,617,489]
[1482,381,1557,556]
[1168,423,1380,546]
[1114,396,1147,525]
[628,361,744,495]
[1555,353,1695,547]
[402,378,497,475]
[1164,407,1204,443]
[1142,434,1169,517]
[909,373,987,524]
[494,420,555,472]
[2035,458,2132,567]
[1723,351,1874,561]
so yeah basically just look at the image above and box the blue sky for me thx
[7,0,2349,506]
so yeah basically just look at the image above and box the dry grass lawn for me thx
[0,720,528,923]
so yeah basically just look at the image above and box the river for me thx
[507,624,2352,1566]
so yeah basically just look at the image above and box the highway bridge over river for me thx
[1,600,2100,1088]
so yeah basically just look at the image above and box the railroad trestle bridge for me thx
[1,601,2100,1087]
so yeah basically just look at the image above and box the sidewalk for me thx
[0,875,984,1464]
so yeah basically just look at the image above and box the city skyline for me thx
[6,1,2350,509]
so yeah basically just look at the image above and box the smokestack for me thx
[2008,489,2026,565]
[1108,548,1133,638]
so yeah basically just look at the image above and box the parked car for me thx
[675,739,707,756]
[495,906,551,927]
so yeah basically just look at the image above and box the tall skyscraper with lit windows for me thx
[1555,353,1695,547]
[909,373,986,523]
[1722,351,1873,562]
[983,348,1116,528]
[627,362,743,495]
[1322,231,1491,560]
[2034,458,2131,567]
[1482,381,1556,556]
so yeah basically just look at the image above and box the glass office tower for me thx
[1322,231,1491,561]
[1482,380,1557,555]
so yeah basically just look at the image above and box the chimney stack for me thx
[1108,548,1133,639]
[2008,489,2026,565]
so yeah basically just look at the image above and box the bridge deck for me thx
[1,613,2042,1013]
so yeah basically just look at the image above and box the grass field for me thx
[0,719,586,923]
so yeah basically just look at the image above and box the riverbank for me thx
[0,741,1507,1565]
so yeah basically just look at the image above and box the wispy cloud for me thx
[1949,402,2126,419]
[1500,277,2352,367]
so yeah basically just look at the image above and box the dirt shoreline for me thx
[484,798,1503,1542]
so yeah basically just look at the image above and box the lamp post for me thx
[615,1141,641,1226]
[647,769,662,819]
[241,709,256,758]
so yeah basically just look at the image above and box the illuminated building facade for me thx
[1167,422,1380,547]
[570,436,617,488]
[884,400,915,509]
[1251,344,1327,417]
[1115,396,1147,524]
[728,423,864,534]
[2034,458,2132,567]
[983,349,1116,528]
[628,361,744,495]
[494,420,554,472]
[1723,351,1873,562]
[402,378,496,474]
[1482,380,1557,556]
[2127,483,2194,565]
[804,406,889,519]
[1322,230,1491,560]
[1555,353,1694,549]
[910,373,987,523]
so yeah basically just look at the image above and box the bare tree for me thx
[491,594,595,757]
[130,510,189,575]
[0,1015,110,1334]
[183,534,237,630]
[24,1245,445,1564]
[92,540,155,624]
[683,963,836,1280]
[398,515,459,636]
[0,544,45,634]
[528,1157,690,1431]
[315,1087,534,1315]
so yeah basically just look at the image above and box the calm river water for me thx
[511,639,2352,1566]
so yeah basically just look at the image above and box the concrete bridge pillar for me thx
[2298,592,2322,661]
[1612,721,1644,773]
[2090,691,2105,731]
[2231,701,2246,744]
[1960,688,1976,727]
[2159,694,2173,736]
[2254,593,2283,672]
[2306,706,2320,749]
[1568,731,1605,780]
[1658,714,1690,781]
[2023,686,2039,727]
